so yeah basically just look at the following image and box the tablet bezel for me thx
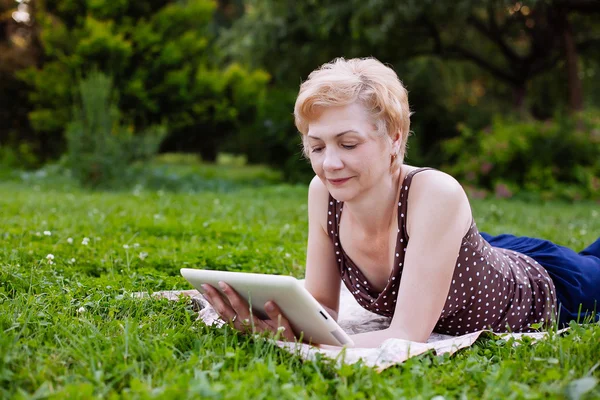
[180,268,354,347]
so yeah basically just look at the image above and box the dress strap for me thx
[326,194,341,241]
[398,168,437,240]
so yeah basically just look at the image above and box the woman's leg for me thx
[579,237,600,257]
[481,232,600,326]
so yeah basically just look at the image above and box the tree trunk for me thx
[560,13,584,112]
[512,84,527,113]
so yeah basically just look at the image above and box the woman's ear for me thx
[391,132,401,154]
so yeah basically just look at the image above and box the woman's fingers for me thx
[262,301,296,341]
[218,282,251,319]
[201,284,296,341]
[202,284,237,324]
[217,282,262,332]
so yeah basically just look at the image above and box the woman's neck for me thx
[343,166,406,236]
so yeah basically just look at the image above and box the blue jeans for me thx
[481,233,600,327]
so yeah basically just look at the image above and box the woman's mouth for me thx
[328,177,351,186]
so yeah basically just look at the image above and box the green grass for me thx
[1,172,599,399]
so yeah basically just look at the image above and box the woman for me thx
[201,57,600,348]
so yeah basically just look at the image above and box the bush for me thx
[226,87,313,184]
[66,71,166,188]
[0,142,39,170]
[442,112,600,201]
[18,0,269,163]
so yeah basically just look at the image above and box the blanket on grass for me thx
[142,283,566,371]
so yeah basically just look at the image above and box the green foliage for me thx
[126,157,283,193]
[11,153,284,194]
[228,87,314,183]
[65,71,166,188]
[0,142,39,169]
[0,179,599,398]
[17,0,269,161]
[219,0,524,174]
[216,0,600,182]
[442,112,600,200]
[5,0,600,189]
[75,16,133,72]
[222,0,600,103]
[0,34,40,162]
[18,62,74,135]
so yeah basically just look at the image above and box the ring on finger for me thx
[231,314,237,323]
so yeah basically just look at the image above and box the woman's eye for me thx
[311,147,323,153]
[342,144,357,150]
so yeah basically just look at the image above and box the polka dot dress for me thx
[327,168,557,335]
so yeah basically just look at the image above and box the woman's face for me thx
[306,102,393,202]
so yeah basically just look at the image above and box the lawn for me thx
[1,167,599,399]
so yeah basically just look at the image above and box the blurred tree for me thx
[15,0,269,161]
[0,0,44,166]
[221,0,600,113]
[217,0,509,168]
[213,0,245,28]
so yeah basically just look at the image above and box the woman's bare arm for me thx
[304,176,342,321]
[349,171,472,347]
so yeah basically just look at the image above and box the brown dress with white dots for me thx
[327,168,557,335]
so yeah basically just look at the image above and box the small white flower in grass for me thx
[277,326,286,332]
[69,258,76,264]
[46,254,54,260]
[67,237,73,244]
[133,185,143,197]
[43,231,52,236]
[77,307,85,313]
[133,243,140,248]
[82,237,90,245]
[139,252,148,260]
[123,244,130,249]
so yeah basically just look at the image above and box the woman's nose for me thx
[323,149,344,171]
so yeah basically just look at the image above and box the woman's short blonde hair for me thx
[294,57,411,168]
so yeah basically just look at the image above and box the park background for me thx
[1,0,600,399]
[1,0,599,199]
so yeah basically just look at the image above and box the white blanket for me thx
[146,283,565,371]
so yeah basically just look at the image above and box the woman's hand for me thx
[201,282,296,342]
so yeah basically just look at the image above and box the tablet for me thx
[180,268,354,347]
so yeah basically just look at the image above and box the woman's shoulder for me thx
[404,166,473,235]
[404,166,466,197]
[308,175,330,202]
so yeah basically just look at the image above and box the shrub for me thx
[0,142,39,170]
[228,87,314,184]
[66,71,166,188]
[18,0,269,163]
[442,112,600,201]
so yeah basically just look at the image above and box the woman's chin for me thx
[327,187,355,203]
